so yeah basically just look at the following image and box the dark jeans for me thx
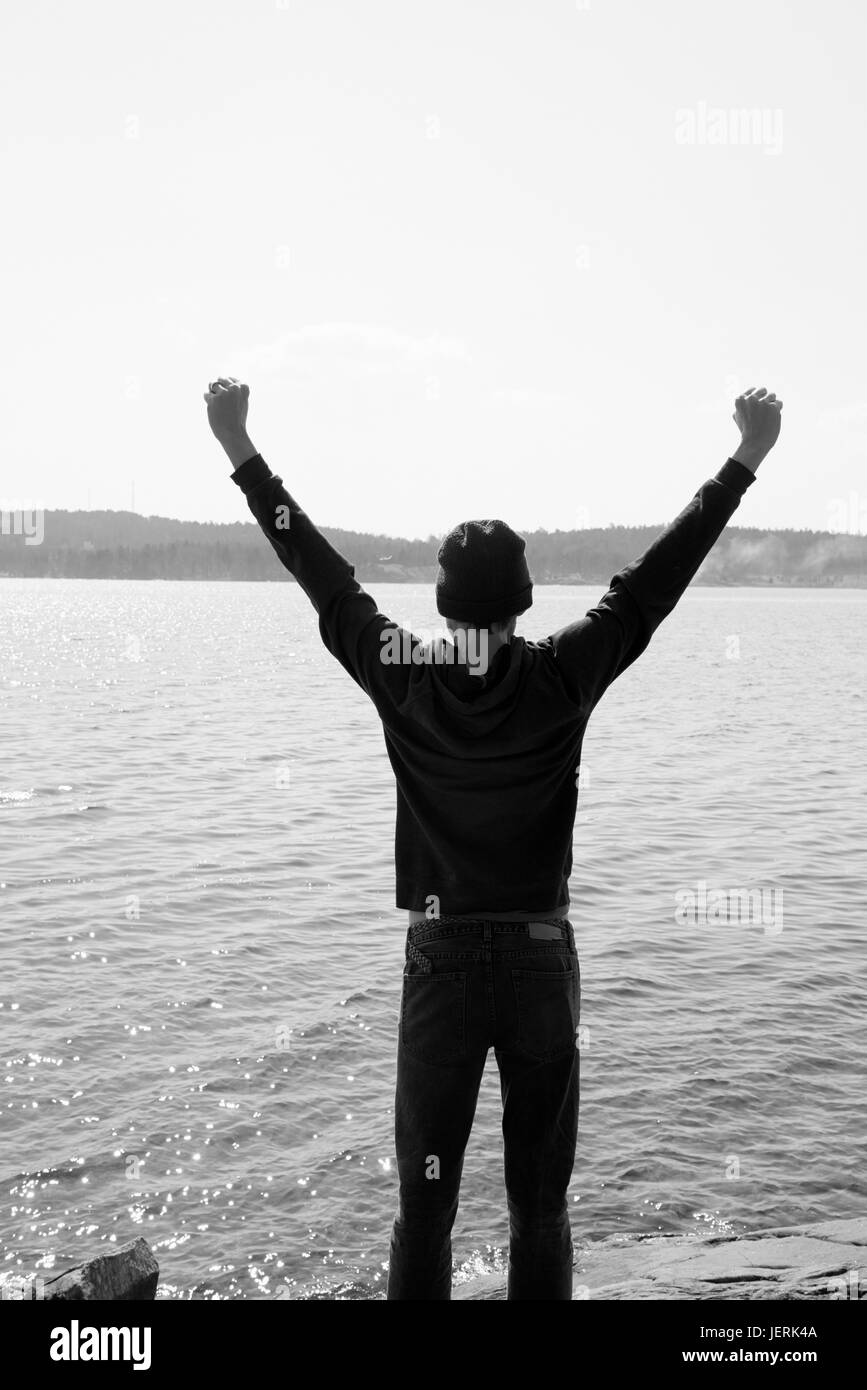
[386,916,580,1300]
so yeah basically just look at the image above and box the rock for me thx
[43,1237,159,1301]
[455,1217,867,1300]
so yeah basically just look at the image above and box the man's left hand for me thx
[204,376,250,438]
[204,377,257,468]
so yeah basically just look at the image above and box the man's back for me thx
[226,451,757,913]
[377,634,587,914]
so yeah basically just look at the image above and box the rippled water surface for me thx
[1,579,865,1298]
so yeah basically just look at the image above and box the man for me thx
[204,376,783,1300]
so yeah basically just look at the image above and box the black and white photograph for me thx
[1,0,865,1367]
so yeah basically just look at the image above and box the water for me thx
[1,579,865,1299]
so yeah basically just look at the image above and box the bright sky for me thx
[3,0,865,537]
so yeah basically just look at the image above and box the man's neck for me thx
[467,633,510,678]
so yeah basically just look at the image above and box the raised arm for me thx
[203,376,409,708]
[547,386,784,713]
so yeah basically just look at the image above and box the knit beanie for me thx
[435,519,533,624]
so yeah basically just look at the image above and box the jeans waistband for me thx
[407,915,575,970]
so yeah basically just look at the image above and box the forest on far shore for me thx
[1,508,865,586]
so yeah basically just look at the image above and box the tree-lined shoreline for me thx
[1,509,865,585]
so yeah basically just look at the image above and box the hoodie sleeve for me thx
[547,458,756,713]
[230,453,411,708]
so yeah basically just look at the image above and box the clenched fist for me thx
[204,376,250,437]
[731,386,783,473]
[204,376,257,469]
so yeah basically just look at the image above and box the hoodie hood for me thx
[401,637,529,738]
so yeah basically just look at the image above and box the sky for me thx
[2,0,866,538]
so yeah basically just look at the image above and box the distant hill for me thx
[0,508,865,586]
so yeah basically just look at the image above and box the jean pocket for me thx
[400,969,467,1066]
[512,960,579,1061]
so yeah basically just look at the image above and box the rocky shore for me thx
[5,1217,863,1299]
[457,1217,867,1300]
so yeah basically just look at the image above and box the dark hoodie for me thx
[232,454,755,914]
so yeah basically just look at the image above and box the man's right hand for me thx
[731,385,784,473]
